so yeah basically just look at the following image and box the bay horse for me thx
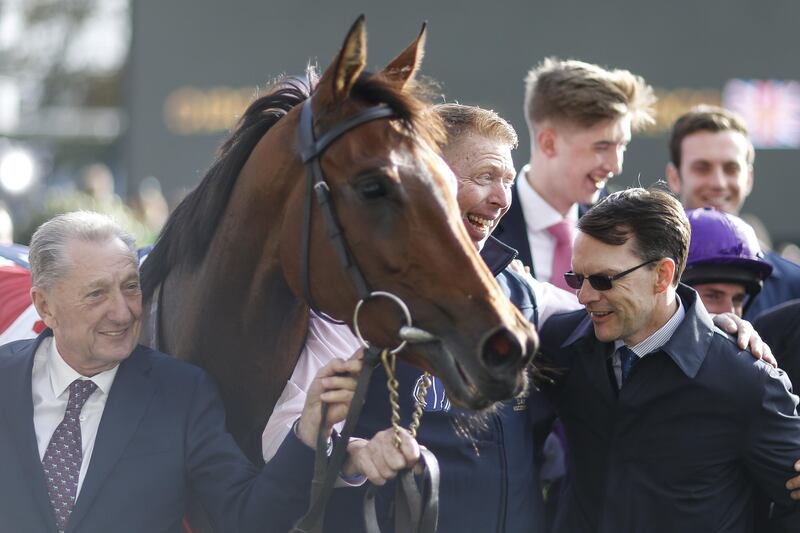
[140,16,539,462]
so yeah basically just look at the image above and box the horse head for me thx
[141,18,540,458]
[280,17,539,409]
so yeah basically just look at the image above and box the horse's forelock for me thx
[349,71,446,151]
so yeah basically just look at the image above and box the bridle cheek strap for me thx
[298,96,396,322]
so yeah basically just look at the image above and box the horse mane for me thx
[141,67,445,300]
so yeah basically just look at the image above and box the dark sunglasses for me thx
[563,258,658,291]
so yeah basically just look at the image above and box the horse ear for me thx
[319,15,367,102]
[383,22,427,89]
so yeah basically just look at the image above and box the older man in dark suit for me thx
[0,211,408,533]
[537,188,800,532]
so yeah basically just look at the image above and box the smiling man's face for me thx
[31,237,142,376]
[542,115,632,214]
[445,132,516,250]
[667,129,753,215]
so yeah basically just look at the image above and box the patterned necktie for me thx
[618,346,638,385]
[42,379,98,532]
[547,219,574,291]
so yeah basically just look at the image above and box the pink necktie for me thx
[547,219,574,291]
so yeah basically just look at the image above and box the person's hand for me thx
[296,350,363,449]
[786,460,800,500]
[712,313,776,367]
[509,259,531,276]
[342,427,421,486]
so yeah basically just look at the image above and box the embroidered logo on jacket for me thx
[413,374,451,412]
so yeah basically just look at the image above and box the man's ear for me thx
[30,287,57,329]
[654,258,677,293]
[537,127,557,158]
[666,163,681,194]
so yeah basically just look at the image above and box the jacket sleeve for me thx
[743,364,800,516]
[185,370,315,533]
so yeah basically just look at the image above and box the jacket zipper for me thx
[496,411,508,532]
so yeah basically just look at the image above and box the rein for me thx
[291,97,439,533]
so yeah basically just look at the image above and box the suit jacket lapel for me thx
[584,338,617,402]
[67,347,155,532]
[0,333,61,532]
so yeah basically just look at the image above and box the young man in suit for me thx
[537,187,800,532]
[0,211,417,533]
[494,58,655,289]
[666,105,800,319]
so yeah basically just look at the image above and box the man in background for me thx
[495,58,655,290]
[666,105,800,318]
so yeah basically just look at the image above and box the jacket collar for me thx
[659,284,716,379]
[480,235,518,277]
[561,283,716,379]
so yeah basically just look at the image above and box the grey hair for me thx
[29,211,137,290]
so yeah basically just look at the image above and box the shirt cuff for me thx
[291,419,368,486]
[292,418,333,455]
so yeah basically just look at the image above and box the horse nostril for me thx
[480,328,524,373]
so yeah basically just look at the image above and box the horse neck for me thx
[158,136,312,461]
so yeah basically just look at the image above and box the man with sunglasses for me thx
[537,187,800,532]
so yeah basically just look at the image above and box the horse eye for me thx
[356,177,388,200]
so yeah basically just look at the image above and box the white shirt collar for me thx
[516,164,578,232]
[47,337,118,398]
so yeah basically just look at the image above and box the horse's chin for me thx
[408,341,527,411]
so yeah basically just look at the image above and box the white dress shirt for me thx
[32,337,118,500]
[261,312,360,462]
[612,295,685,388]
[516,165,578,283]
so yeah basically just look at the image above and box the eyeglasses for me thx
[563,258,658,291]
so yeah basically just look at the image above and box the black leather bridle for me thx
[291,96,439,533]
[298,95,394,317]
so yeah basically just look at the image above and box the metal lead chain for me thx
[381,349,403,448]
[380,348,432,449]
[408,372,431,439]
